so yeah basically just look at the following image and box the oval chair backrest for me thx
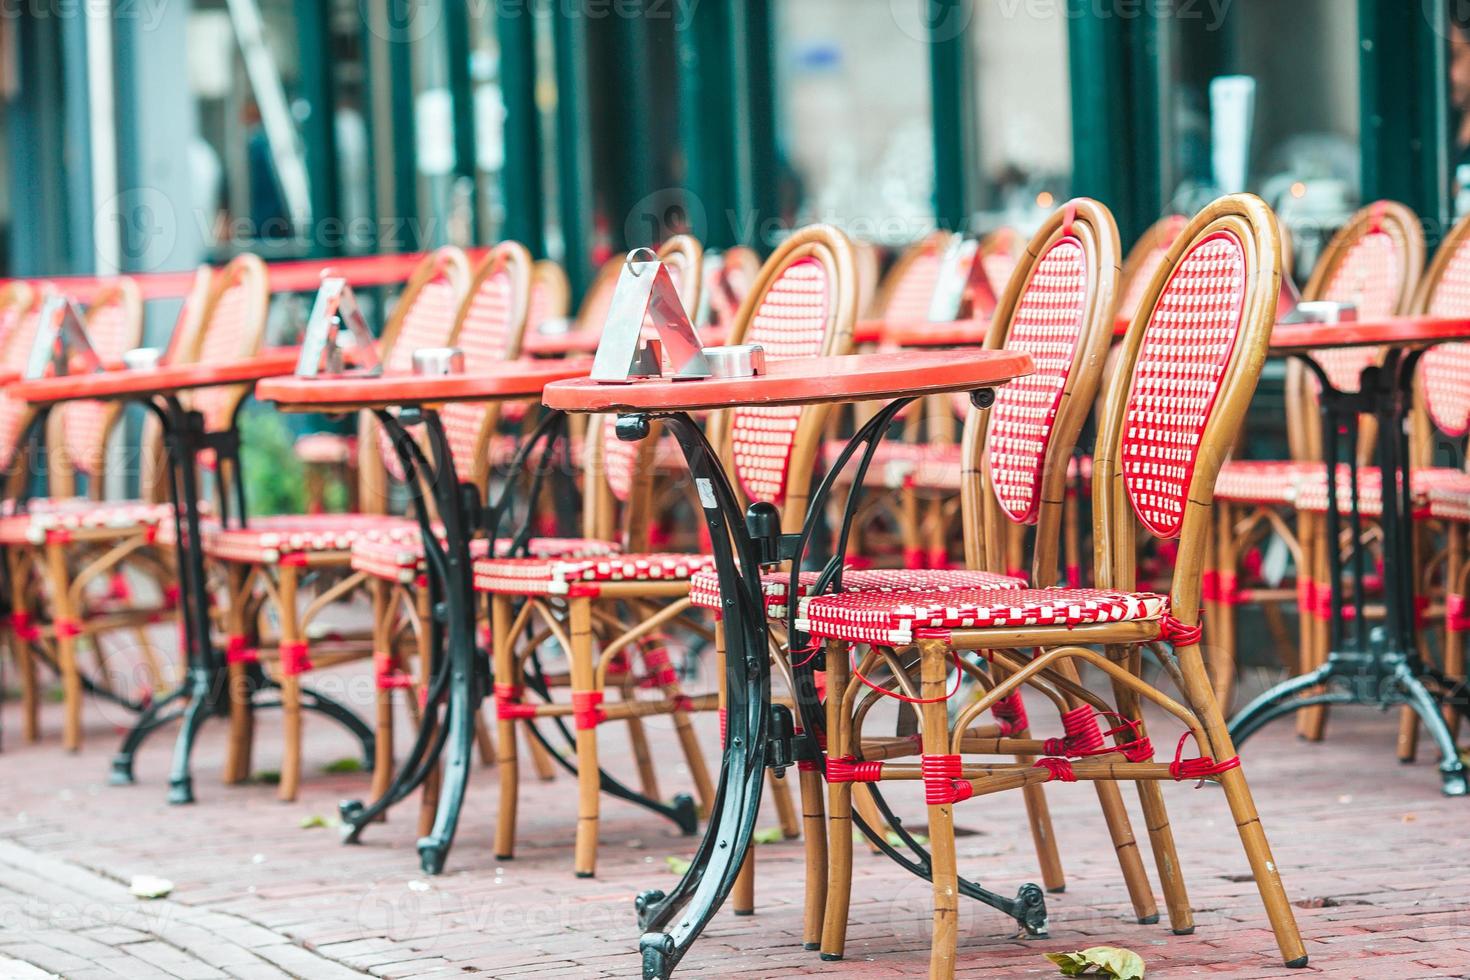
[161,266,216,366]
[439,242,534,485]
[1118,215,1189,324]
[719,225,858,526]
[379,246,472,372]
[1094,194,1283,613]
[0,282,43,476]
[529,259,571,333]
[60,279,144,482]
[874,232,953,322]
[1301,200,1423,393]
[181,254,271,433]
[1412,212,1470,445]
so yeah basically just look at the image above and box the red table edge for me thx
[1269,315,1470,353]
[256,360,594,411]
[542,350,1034,413]
[10,348,302,405]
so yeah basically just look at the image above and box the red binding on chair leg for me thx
[571,690,606,729]
[1033,757,1077,782]
[372,650,415,690]
[991,691,1029,735]
[225,635,258,665]
[1041,705,1103,756]
[280,640,313,675]
[1168,731,1241,784]
[1449,594,1470,632]
[55,618,83,639]
[9,613,39,643]
[1159,615,1203,646]
[493,683,538,720]
[639,643,680,688]
[921,754,973,805]
[825,757,883,782]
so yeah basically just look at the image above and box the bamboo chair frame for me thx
[812,195,1306,977]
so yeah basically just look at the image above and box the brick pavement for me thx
[1,660,1469,979]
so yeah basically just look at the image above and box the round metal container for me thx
[702,344,767,379]
[1288,301,1358,324]
[411,347,466,376]
[122,347,163,371]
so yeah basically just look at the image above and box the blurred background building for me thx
[0,0,1457,303]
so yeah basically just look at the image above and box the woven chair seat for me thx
[0,498,180,546]
[688,566,1026,619]
[1212,460,1317,505]
[351,533,619,584]
[294,432,357,465]
[797,585,1168,646]
[202,513,422,565]
[472,552,714,597]
[1425,471,1470,522]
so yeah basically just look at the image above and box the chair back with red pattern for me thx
[160,266,215,366]
[1118,215,1188,323]
[716,225,858,530]
[174,254,271,436]
[1093,194,1283,621]
[872,232,953,322]
[54,280,144,492]
[0,282,42,481]
[1412,211,1470,451]
[956,201,1119,581]
[700,246,761,343]
[377,246,472,371]
[438,242,533,485]
[587,236,705,548]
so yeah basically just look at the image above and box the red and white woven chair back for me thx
[160,266,214,366]
[877,233,951,322]
[0,282,37,356]
[1416,215,1470,439]
[62,280,144,478]
[1110,197,1281,542]
[726,227,857,505]
[983,204,1115,527]
[0,287,48,472]
[1118,215,1188,323]
[438,243,533,481]
[382,247,470,373]
[1304,200,1422,393]
[185,255,270,432]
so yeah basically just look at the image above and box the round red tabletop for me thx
[10,348,301,406]
[542,349,1034,414]
[1270,315,1470,354]
[257,359,593,412]
[881,318,989,348]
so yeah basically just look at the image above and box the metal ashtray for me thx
[411,347,465,376]
[537,316,572,337]
[702,344,767,379]
[122,347,162,370]
[1284,301,1358,325]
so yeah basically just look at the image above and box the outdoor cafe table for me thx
[1228,315,1470,796]
[542,347,1034,980]
[255,360,591,874]
[8,350,381,803]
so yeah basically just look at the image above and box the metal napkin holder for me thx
[927,235,1000,323]
[25,295,103,380]
[591,249,712,383]
[295,277,381,378]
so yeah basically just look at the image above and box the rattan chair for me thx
[800,195,1306,976]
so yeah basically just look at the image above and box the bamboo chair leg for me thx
[1443,528,1465,740]
[473,711,497,768]
[1210,503,1238,711]
[569,598,601,877]
[134,626,166,694]
[86,637,114,695]
[368,580,395,806]
[492,596,520,861]
[1052,660,1157,923]
[223,565,254,785]
[919,639,960,980]
[851,784,888,854]
[525,726,557,781]
[1299,513,1329,741]
[798,758,828,948]
[820,640,854,961]
[45,542,84,752]
[276,565,305,803]
[1110,660,1192,934]
[1178,638,1307,967]
[988,660,1065,893]
[416,588,441,838]
[1063,491,1083,588]
[900,486,922,568]
[624,712,662,801]
[10,560,40,743]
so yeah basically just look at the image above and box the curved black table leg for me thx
[1392,663,1470,796]
[109,684,187,783]
[1227,663,1338,745]
[296,685,377,766]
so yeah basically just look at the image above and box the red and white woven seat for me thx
[1425,471,1470,523]
[472,552,715,597]
[202,513,424,565]
[1286,465,1439,518]
[0,498,179,546]
[687,566,1027,620]
[294,432,357,465]
[798,586,1169,646]
[351,533,619,584]
[1213,459,1315,505]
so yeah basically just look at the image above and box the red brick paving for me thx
[1,661,1469,978]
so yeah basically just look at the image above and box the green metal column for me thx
[1067,0,1161,245]
[295,0,340,257]
[443,0,480,243]
[554,7,595,298]
[498,3,544,256]
[676,0,738,248]
[728,0,778,251]
[1359,0,1450,241]
[927,0,974,231]
[386,0,420,251]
